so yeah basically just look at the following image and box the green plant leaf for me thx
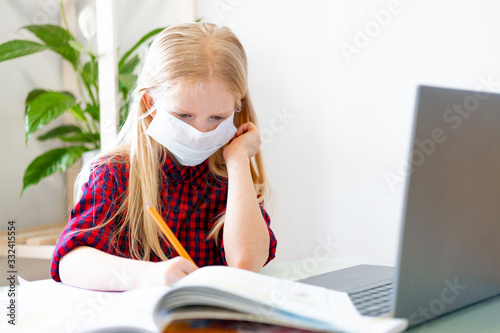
[119,103,129,129]
[25,91,77,143]
[59,132,99,143]
[118,27,165,70]
[0,40,47,62]
[82,61,98,89]
[84,104,99,121]
[25,89,49,114]
[119,74,137,92]
[22,145,90,195]
[56,92,86,122]
[118,73,137,126]
[119,54,140,74]
[37,125,81,141]
[69,103,87,122]
[24,24,79,69]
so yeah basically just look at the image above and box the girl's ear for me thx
[142,91,157,117]
[234,108,241,126]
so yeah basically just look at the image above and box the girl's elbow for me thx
[58,254,72,284]
[58,247,83,285]
[229,261,260,273]
[227,255,267,273]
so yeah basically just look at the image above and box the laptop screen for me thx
[394,85,500,326]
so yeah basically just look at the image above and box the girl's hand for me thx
[137,257,198,287]
[223,122,261,164]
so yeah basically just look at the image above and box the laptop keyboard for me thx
[348,282,393,316]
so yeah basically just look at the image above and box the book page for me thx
[0,276,170,332]
[171,266,360,327]
[167,266,408,333]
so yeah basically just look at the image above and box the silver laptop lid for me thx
[393,85,500,326]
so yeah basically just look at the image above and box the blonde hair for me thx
[74,23,267,262]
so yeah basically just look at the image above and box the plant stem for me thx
[83,78,97,108]
[59,0,72,38]
[74,68,87,104]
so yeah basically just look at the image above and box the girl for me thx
[50,22,277,291]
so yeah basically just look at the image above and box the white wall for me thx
[2,0,500,267]
[196,0,500,264]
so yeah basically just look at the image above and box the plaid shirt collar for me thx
[161,152,210,190]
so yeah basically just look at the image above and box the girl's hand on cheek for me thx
[223,122,261,164]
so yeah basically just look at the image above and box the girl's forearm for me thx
[58,246,151,291]
[223,156,270,272]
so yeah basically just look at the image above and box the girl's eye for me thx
[211,115,226,121]
[177,113,191,119]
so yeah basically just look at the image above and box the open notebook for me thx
[1,266,407,333]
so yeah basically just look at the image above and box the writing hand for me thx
[137,257,198,287]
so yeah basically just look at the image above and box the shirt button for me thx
[172,172,179,180]
[195,235,199,242]
[172,205,180,213]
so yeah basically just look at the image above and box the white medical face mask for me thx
[146,106,238,166]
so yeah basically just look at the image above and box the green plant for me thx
[0,2,165,195]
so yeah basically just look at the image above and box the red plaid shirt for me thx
[50,154,277,282]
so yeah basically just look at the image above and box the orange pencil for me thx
[147,204,197,266]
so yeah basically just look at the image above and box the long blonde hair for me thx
[74,23,267,261]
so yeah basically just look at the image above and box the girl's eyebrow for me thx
[212,109,235,116]
[171,108,234,116]
[170,107,192,114]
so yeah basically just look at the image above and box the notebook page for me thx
[172,266,361,325]
[0,276,170,333]
[170,266,408,332]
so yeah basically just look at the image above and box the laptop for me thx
[299,85,500,327]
